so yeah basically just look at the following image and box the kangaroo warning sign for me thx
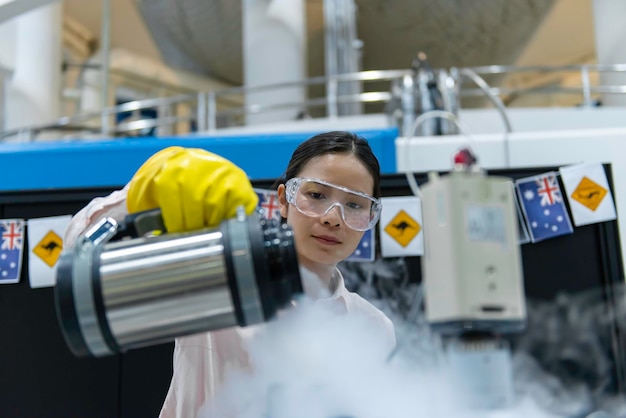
[570,176,607,212]
[32,230,63,268]
[559,163,617,227]
[384,210,421,247]
[380,196,424,257]
[27,215,72,289]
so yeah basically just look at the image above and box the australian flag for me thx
[255,188,282,221]
[0,219,24,283]
[346,229,375,262]
[516,173,573,243]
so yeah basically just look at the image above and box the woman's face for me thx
[277,153,375,271]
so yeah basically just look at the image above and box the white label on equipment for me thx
[466,205,506,246]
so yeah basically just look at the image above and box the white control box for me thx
[420,170,526,334]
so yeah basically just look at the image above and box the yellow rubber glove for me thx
[127,146,258,233]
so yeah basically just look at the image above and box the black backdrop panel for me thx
[119,346,174,418]
[0,188,173,418]
[0,279,120,417]
[0,165,623,417]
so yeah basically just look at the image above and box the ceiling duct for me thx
[136,0,557,87]
[137,0,242,85]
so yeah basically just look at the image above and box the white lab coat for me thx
[65,187,397,418]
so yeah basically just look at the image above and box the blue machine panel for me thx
[0,128,398,192]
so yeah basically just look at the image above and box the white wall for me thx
[592,0,626,106]
[243,0,306,125]
[0,19,15,75]
[4,2,62,131]
[457,107,626,135]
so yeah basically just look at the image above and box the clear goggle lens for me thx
[285,178,381,231]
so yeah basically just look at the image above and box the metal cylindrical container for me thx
[55,211,302,358]
[99,230,236,349]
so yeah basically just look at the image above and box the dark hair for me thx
[275,131,381,198]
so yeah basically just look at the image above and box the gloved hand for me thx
[127,146,258,233]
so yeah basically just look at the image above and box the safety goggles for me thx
[285,177,382,231]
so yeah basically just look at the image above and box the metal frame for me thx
[3,64,626,142]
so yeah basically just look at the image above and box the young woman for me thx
[64,130,395,418]
[273,131,395,338]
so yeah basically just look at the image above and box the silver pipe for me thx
[337,0,361,115]
[0,74,5,134]
[196,92,207,132]
[156,101,172,137]
[216,69,411,97]
[114,115,189,134]
[345,0,360,74]
[207,91,217,132]
[467,63,626,75]
[460,85,626,98]
[459,68,512,168]
[458,68,512,134]
[100,0,111,136]
[103,94,195,115]
[438,68,459,135]
[581,66,592,107]
[417,68,437,136]
[205,92,390,119]
[400,74,415,137]
[219,97,329,117]
[324,0,338,116]
[327,77,338,118]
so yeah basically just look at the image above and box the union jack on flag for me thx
[255,188,282,220]
[0,219,25,283]
[536,174,563,206]
[516,173,573,243]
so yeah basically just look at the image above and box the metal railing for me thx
[460,63,626,104]
[1,93,199,141]
[3,63,626,142]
